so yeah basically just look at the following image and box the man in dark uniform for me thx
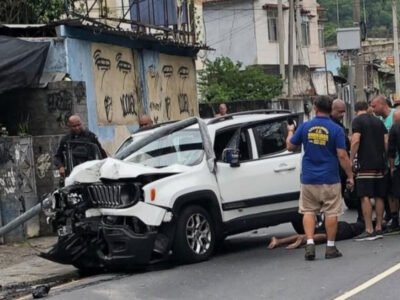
[54,115,107,177]
[331,99,363,221]
[331,99,351,185]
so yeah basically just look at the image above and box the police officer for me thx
[54,115,107,177]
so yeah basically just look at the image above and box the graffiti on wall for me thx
[0,169,16,194]
[36,153,52,179]
[74,82,86,104]
[92,43,140,125]
[0,139,13,165]
[104,96,113,123]
[93,49,111,88]
[116,52,132,89]
[146,54,197,124]
[0,138,35,196]
[47,90,73,128]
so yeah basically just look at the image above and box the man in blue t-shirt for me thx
[286,96,354,261]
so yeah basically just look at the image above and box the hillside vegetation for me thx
[318,0,394,46]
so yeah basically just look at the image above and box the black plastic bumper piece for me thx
[99,224,157,268]
[40,222,158,270]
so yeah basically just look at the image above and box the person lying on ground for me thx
[267,221,364,249]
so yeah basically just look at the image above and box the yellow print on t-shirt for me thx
[308,126,329,145]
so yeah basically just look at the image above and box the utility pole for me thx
[352,0,365,102]
[288,0,294,98]
[278,0,285,82]
[392,0,400,100]
[295,0,304,65]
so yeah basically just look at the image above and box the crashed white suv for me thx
[42,111,303,270]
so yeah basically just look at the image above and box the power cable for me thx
[207,15,265,47]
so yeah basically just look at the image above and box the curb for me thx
[0,270,80,299]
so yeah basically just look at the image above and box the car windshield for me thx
[114,132,152,156]
[124,129,204,168]
[114,136,133,155]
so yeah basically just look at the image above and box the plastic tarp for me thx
[0,35,50,94]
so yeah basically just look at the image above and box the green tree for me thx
[318,0,393,47]
[198,56,283,102]
[0,0,64,24]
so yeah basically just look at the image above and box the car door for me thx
[215,115,302,221]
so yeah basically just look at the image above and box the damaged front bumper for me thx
[40,183,172,270]
[41,218,159,269]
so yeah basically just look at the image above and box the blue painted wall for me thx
[63,37,197,152]
[65,38,116,144]
[43,38,67,73]
[326,51,341,76]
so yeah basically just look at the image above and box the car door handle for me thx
[274,164,296,172]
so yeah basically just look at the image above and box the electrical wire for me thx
[207,15,265,47]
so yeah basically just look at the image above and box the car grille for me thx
[87,183,139,208]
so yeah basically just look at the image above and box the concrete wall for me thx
[0,137,38,243]
[0,82,87,136]
[32,135,63,235]
[143,51,198,124]
[203,0,258,66]
[65,38,198,154]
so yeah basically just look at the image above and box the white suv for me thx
[42,111,303,271]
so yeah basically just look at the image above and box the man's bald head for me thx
[218,103,227,116]
[139,114,153,129]
[67,114,84,134]
[331,98,346,121]
[370,95,390,117]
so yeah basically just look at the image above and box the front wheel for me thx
[173,205,215,264]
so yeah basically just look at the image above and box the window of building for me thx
[318,23,324,48]
[267,9,278,42]
[301,15,310,47]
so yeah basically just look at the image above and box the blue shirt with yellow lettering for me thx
[290,116,346,184]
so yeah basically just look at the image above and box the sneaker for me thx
[325,246,343,259]
[304,244,315,261]
[375,230,383,238]
[353,231,380,241]
[383,226,400,236]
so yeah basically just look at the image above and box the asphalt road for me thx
[39,210,400,300]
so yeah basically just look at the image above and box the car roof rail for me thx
[207,109,292,125]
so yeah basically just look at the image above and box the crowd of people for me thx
[281,95,400,261]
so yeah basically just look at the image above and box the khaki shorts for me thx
[299,183,343,217]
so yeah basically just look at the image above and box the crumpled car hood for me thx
[65,158,190,185]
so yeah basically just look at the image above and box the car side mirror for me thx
[222,148,240,167]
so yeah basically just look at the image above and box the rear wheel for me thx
[173,205,215,264]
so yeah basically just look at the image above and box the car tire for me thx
[291,214,305,234]
[173,205,215,264]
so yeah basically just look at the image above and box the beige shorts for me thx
[299,183,343,217]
